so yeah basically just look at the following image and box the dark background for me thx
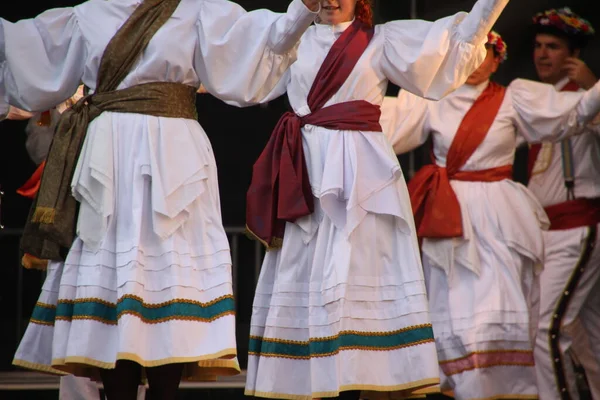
[1,0,598,372]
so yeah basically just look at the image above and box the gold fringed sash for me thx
[20,0,198,263]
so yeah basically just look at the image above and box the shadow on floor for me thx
[0,390,454,400]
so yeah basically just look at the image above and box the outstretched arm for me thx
[381,0,509,100]
[380,90,431,155]
[0,8,86,112]
[194,0,318,107]
[512,78,600,142]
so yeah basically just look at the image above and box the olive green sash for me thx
[21,0,198,262]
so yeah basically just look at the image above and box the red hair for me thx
[355,0,374,27]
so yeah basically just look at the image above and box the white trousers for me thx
[533,224,600,400]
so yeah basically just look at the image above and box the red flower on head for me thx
[533,7,595,36]
[487,30,508,62]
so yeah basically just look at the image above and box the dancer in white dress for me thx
[1,0,320,398]
[243,0,510,399]
[1,88,148,400]
[379,31,600,400]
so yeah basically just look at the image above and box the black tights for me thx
[334,390,362,400]
[100,360,184,400]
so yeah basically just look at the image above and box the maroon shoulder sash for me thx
[246,20,380,249]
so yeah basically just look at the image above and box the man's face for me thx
[533,33,577,84]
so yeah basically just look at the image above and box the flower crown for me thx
[487,30,508,62]
[532,7,595,37]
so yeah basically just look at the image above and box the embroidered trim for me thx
[548,226,597,400]
[249,324,434,345]
[34,302,56,309]
[30,319,56,327]
[14,349,240,378]
[249,325,435,359]
[30,295,236,326]
[439,350,535,376]
[530,142,554,177]
[30,302,58,326]
[117,310,235,325]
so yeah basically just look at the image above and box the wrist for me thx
[302,0,320,12]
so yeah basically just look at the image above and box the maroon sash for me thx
[408,82,508,238]
[545,197,600,230]
[246,20,380,249]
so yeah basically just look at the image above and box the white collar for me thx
[314,19,354,37]
[451,79,490,99]
[554,76,571,90]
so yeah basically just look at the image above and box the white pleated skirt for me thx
[245,192,440,400]
[14,113,240,381]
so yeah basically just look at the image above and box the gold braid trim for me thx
[244,224,283,251]
[249,339,435,360]
[57,294,235,308]
[250,323,434,345]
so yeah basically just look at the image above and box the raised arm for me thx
[0,8,86,112]
[380,90,431,155]
[194,0,318,107]
[511,78,600,143]
[0,85,34,121]
[381,0,509,100]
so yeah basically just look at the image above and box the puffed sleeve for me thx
[381,0,508,100]
[510,78,600,143]
[195,0,317,107]
[0,8,86,112]
[0,83,35,120]
[380,90,431,155]
[7,106,35,120]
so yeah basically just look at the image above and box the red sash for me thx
[17,113,52,270]
[527,80,580,179]
[17,160,46,199]
[545,197,600,230]
[408,82,509,238]
[16,109,54,198]
[246,20,380,248]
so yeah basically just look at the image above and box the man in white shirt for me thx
[526,7,600,400]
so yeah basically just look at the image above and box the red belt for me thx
[544,197,600,230]
[408,164,513,238]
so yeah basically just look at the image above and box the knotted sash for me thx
[20,0,198,263]
[246,20,380,249]
[408,82,510,238]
